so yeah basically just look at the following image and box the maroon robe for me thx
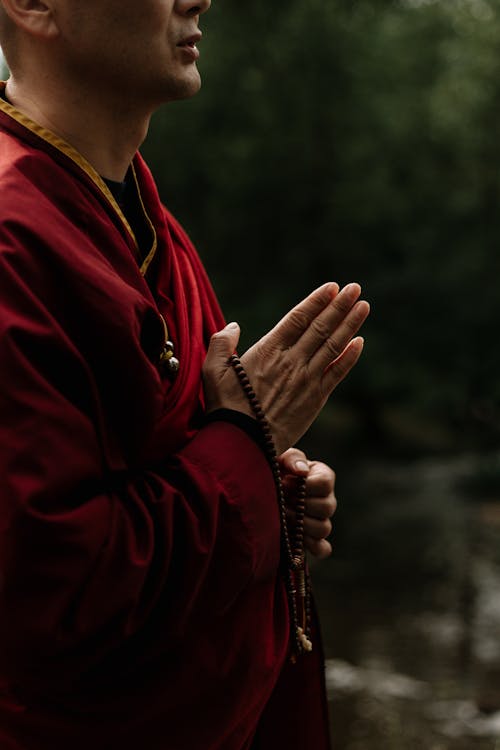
[0,85,330,750]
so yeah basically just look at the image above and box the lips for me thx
[177,32,202,49]
[177,31,202,63]
[176,32,202,62]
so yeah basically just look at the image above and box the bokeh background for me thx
[143,3,500,743]
[3,0,500,746]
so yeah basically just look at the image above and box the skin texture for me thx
[203,282,370,456]
[0,0,370,557]
[0,0,211,179]
[203,283,370,557]
[279,449,337,560]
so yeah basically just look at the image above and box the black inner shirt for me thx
[103,170,152,262]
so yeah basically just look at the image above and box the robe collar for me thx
[0,81,158,276]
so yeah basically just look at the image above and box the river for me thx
[313,454,500,749]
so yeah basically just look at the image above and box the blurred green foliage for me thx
[143,0,500,456]
[2,3,500,453]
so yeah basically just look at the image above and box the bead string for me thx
[228,354,312,658]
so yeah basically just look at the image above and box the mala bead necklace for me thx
[229,354,313,659]
[291,476,313,656]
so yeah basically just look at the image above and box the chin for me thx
[159,68,202,104]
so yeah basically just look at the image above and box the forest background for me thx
[147,0,500,462]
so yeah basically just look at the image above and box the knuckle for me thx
[314,463,336,485]
[214,330,230,344]
[207,331,228,354]
[311,317,332,341]
[280,354,296,380]
[324,349,354,382]
[344,315,360,334]
[332,358,349,378]
[309,474,330,496]
[325,336,342,358]
[334,296,353,315]
[279,448,294,464]
[288,308,310,333]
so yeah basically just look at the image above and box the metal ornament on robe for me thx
[159,314,180,376]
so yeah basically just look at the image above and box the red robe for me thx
[0,86,330,750]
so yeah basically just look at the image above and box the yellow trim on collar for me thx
[131,163,158,277]
[0,81,156,274]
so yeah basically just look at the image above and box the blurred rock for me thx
[325,659,430,700]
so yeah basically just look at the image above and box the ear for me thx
[0,0,58,39]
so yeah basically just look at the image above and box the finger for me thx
[287,508,332,540]
[283,464,336,506]
[304,495,337,521]
[203,322,241,381]
[294,283,362,360]
[264,282,339,351]
[320,336,365,397]
[305,462,336,497]
[309,298,370,374]
[305,537,332,559]
[279,448,310,476]
[304,515,333,540]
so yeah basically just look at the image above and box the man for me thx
[0,1,370,749]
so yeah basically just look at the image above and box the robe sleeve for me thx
[0,248,281,693]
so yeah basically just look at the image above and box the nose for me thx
[176,0,211,16]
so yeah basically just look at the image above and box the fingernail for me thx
[226,322,239,330]
[295,461,309,473]
[343,282,361,295]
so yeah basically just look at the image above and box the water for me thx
[313,455,500,750]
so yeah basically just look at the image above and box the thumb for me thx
[204,322,241,378]
[278,448,310,476]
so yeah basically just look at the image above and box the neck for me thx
[5,72,151,181]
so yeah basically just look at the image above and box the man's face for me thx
[55,0,211,108]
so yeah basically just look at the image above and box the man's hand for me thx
[279,448,337,560]
[203,282,370,456]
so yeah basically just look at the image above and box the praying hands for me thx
[203,282,370,456]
